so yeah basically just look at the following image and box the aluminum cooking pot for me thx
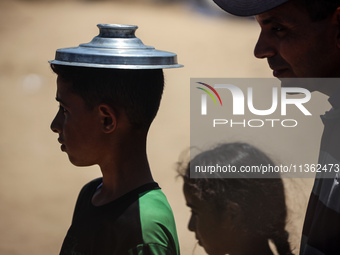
[49,24,183,69]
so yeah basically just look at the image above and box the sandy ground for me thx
[0,1,331,254]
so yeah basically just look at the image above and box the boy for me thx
[49,24,182,255]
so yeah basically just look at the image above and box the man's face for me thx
[254,1,340,91]
[50,77,104,166]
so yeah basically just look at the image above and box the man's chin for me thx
[279,78,315,95]
[279,78,297,88]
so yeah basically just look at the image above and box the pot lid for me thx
[49,24,183,69]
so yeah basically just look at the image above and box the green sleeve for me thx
[130,189,180,255]
[128,243,177,255]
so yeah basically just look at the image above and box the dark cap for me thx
[213,0,290,16]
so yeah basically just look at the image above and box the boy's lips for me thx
[58,138,66,151]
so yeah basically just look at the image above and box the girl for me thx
[179,143,293,255]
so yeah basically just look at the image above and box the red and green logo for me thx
[196,82,223,106]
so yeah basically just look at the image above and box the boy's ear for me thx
[98,104,117,133]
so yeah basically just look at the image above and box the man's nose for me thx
[254,32,276,59]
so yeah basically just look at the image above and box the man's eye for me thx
[272,26,285,32]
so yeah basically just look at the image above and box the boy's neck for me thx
[92,132,154,206]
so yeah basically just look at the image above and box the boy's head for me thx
[49,24,181,166]
[51,64,164,130]
[49,24,182,130]
[50,65,164,166]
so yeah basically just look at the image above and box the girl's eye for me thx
[191,210,198,216]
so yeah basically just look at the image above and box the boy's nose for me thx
[254,32,276,59]
[50,111,62,134]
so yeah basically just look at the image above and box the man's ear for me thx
[98,104,117,133]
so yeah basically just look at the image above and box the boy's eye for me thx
[59,105,68,113]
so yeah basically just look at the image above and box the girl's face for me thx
[183,182,239,255]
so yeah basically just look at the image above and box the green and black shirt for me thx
[60,178,180,255]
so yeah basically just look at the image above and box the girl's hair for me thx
[178,143,293,255]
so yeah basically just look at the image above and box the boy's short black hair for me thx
[51,64,164,129]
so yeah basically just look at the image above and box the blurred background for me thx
[0,0,331,254]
